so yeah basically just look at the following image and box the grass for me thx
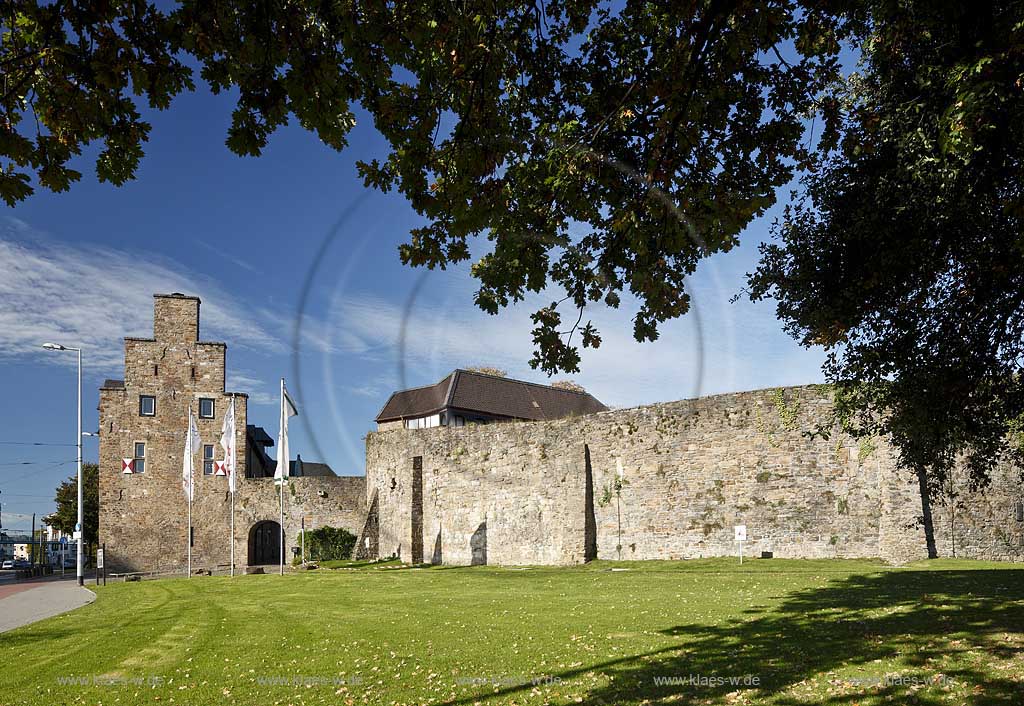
[2,558,1022,705]
[317,557,402,570]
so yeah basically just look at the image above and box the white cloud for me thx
[348,383,390,398]
[0,216,826,414]
[225,371,278,406]
[0,223,285,376]
[258,306,371,357]
[196,239,261,274]
[324,264,826,408]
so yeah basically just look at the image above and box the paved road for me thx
[0,576,95,633]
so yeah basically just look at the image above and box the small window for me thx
[133,442,146,474]
[203,444,215,475]
[139,395,156,417]
[454,415,465,427]
[199,398,215,419]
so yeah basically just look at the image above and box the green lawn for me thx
[3,559,1023,705]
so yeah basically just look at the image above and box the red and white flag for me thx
[219,397,237,492]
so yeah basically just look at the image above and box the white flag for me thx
[182,408,201,501]
[220,397,237,493]
[273,380,298,484]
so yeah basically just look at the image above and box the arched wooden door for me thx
[248,520,281,565]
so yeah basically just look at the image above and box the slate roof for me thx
[291,457,336,477]
[247,424,274,447]
[375,369,607,423]
[101,379,125,389]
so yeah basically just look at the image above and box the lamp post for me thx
[42,343,84,587]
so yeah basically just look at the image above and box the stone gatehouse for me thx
[98,294,365,573]
[365,386,1024,565]
[99,294,1024,572]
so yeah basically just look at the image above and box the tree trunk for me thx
[916,467,938,558]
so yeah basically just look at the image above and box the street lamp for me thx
[42,342,84,587]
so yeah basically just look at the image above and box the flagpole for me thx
[229,395,235,578]
[187,409,193,579]
[187,488,192,578]
[230,490,235,577]
[279,378,285,576]
[222,396,237,577]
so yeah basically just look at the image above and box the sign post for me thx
[96,546,104,585]
[60,536,67,576]
[734,525,747,565]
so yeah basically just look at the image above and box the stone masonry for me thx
[98,294,365,573]
[99,295,1023,572]
[366,386,1024,565]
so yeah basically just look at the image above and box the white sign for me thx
[734,525,747,542]
[72,530,82,540]
[96,548,104,569]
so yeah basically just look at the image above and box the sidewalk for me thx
[0,575,96,633]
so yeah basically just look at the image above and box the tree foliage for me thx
[3,0,849,373]
[463,366,508,378]
[301,526,357,562]
[8,2,1024,546]
[44,462,99,553]
[551,379,586,392]
[750,1,1024,555]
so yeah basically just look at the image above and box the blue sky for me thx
[0,80,828,532]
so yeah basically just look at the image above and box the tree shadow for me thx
[432,530,443,565]
[442,568,1024,705]
[584,444,597,562]
[471,522,487,566]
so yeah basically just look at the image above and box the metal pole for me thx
[187,493,192,577]
[279,474,284,575]
[229,491,235,577]
[301,516,305,566]
[187,410,192,578]
[615,490,622,561]
[279,378,285,576]
[76,348,83,586]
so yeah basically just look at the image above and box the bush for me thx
[299,526,357,562]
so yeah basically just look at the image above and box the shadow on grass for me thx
[444,569,1024,706]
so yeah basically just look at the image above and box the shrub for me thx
[299,526,357,561]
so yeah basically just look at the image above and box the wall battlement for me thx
[366,385,1024,565]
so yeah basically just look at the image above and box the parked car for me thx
[13,559,30,569]
[1,559,13,569]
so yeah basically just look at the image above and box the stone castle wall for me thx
[236,475,367,562]
[366,386,1024,565]
[99,294,365,573]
